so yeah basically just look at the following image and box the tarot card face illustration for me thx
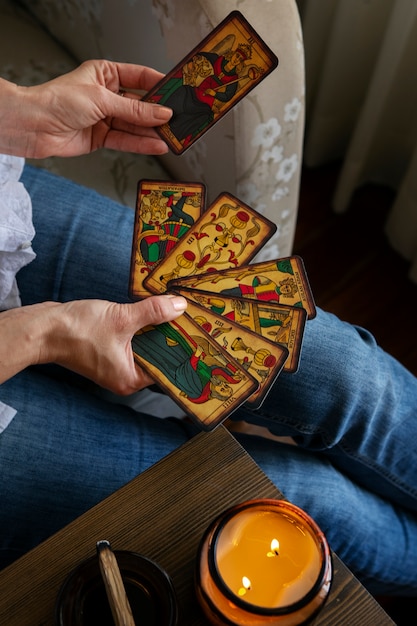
[142,11,278,154]
[172,287,306,373]
[129,180,206,299]
[168,256,317,320]
[143,192,276,295]
[131,313,259,430]
[184,300,288,408]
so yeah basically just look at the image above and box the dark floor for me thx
[294,163,417,377]
[293,163,417,625]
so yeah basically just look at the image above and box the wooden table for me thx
[0,426,394,625]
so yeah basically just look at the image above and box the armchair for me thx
[0,0,305,260]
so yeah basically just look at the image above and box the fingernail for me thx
[153,105,173,121]
[167,295,187,311]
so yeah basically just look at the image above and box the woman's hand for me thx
[0,59,172,158]
[0,294,187,394]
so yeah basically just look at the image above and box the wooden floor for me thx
[293,163,417,625]
[294,163,417,376]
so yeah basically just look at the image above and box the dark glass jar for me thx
[55,550,178,626]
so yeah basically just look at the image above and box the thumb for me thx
[110,91,173,127]
[130,294,188,331]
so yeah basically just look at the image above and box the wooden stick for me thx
[96,540,136,626]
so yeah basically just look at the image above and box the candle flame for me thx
[267,538,280,557]
[238,576,252,596]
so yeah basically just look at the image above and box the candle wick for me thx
[267,548,280,557]
[268,538,280,557]
[238,576,252,596]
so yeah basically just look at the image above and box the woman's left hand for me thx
[0,59,173,158]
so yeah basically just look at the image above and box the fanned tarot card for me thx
[142,11,278,154]
[168,256,317,320]
[129,180,206,299]
[127,183,316,429]
[131,312,259,430]
[143,192,276,295]
[171,287,306,373]
[184,300,289,408]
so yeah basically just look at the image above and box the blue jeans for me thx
[1,166,416,596]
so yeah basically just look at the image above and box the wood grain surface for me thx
[0,426,394,625]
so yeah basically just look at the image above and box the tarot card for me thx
[129,180,206,299]
[131,312,259,430]
[184,300,288,408]
[172,287,306,373]
[142,10,278,155]
[143,192,277,295]
[168,256,317,319]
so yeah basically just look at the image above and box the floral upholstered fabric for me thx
[0,0,168,209]
[1,0,305,258]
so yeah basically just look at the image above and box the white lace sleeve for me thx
[0,402,16,433]
[0,154,36,310]
[0,153,36,427]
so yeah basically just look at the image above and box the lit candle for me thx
[196,499,332,625]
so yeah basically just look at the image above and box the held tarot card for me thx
[168,256,317,320]
[129,180,206,299]
[143,192,277,295]
[142,11,278,154]
[131,312,259,430]
[184,299,289,408]
[171,287,306,373]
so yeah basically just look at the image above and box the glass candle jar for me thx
[55,550,178,626]
[196,499,332,625]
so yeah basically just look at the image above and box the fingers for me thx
[106,90,172,127]
[75,59,165,94]
[130,97,172,125]
[103,128,170,155]
[46,60,173,155]
[97,60,173,128]
[100,90,172,153]
[113,62,165,93]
